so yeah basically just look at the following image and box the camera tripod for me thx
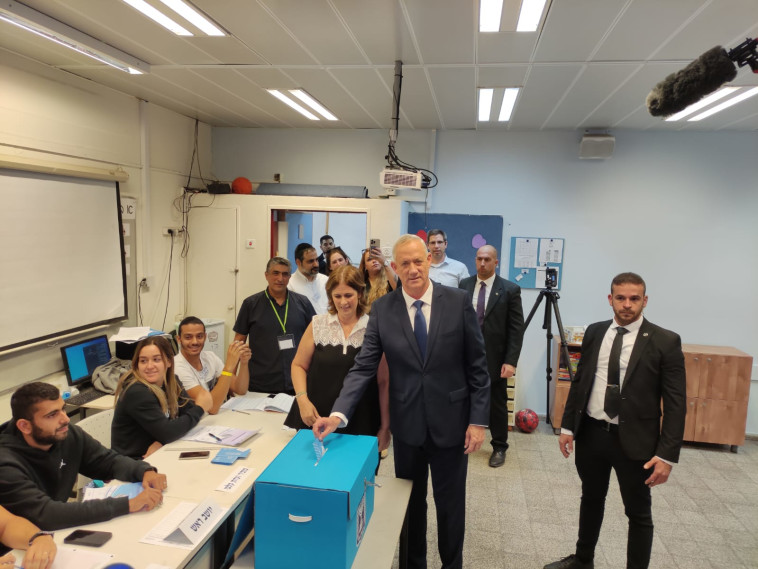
[523,284,575,427]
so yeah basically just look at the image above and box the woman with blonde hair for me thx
[284,265,390,453]
[359,246,398,306]
[112,336,209,458]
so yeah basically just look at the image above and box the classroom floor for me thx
[383,423,758,569]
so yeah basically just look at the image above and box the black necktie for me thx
[476,282,486,327]
[604,326,629,419]
[413,300,427,358]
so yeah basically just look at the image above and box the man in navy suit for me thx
[314,234,490,569]
[545,272,686,569]
[460,245,524,467]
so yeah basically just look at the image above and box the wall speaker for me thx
[579,134,615,159]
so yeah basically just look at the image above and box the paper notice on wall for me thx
[514,238,538,268]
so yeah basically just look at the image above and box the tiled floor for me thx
[384,424,758,569]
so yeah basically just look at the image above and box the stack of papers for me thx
[221,393,294,413]
[81,481,144,501]
[212,448,250,465]
[180,425,260,446]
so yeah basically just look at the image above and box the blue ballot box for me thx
[254,430,379,569]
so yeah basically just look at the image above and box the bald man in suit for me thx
[314,234,490,569]
[545,272,686,569]
[459,245,524,467]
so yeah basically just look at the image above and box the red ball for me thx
[232,177,253,194]
[515,409,539,433]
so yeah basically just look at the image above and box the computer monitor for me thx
[60,335,112,388]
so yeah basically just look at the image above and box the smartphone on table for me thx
[63,529,113,547]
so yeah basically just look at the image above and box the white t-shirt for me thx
[174,350,225,392]
[287,270,329,314]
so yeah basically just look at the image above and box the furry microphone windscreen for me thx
[646,46,737,117]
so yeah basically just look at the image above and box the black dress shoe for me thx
[488,449,506,467]
[543,554,593,569]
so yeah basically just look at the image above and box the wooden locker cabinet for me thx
[549,339,581,433]
[682,345,752,451]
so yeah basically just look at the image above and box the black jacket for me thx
[0,421,154,530]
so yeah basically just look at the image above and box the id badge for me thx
[277,334,295,350]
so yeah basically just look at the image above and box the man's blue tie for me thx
[413,299,427,358]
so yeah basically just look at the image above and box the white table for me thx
[16,396,412,569]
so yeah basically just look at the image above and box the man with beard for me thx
[0,382,166,530]
[288,243,329,314]
[545,272,686,569]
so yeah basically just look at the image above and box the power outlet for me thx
[162,227,183,237]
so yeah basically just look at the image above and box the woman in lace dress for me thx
[284,265,390,452]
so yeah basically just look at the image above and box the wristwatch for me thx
[28,531,54,546]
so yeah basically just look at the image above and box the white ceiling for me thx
[2,0,758,131]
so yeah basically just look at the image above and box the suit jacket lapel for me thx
[622,319,653,389]
[485,277,504,319]
[424,285,445,366]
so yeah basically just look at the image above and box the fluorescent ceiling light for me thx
[688,86,758,121]
[0,0,149,74]
[517,0,548,32]
[479,0,503,32]
[121,0,192,36]
[498,88,520,121]
[268,90,319,120]
[665,87,740,121]
[289,90,338,121]
[157,0,225,36]
[478,89,494,121]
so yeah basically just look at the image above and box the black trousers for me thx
[489,375,510,451]
[393,436,468,569]
[574,417,654,569]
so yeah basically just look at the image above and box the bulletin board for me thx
[508,237,565,289]
[408,213,503,276]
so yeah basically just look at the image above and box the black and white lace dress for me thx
[284,312,380,436]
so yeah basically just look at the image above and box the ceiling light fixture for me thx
[0,0,149,74]
[517,0,548,32]
[289,90,338,121]
[267,90,319,120]
[688,86,758,121]
[665,87,740,121]
[478,88,494,121]
[121,0,192,36]
[156,0,225,36]
[498,88,520,121]
[479,0,503,32]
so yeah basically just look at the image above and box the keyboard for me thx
[66,389,105,407]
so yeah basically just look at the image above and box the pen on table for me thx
[209,432,223,442]
[232,409,251,415]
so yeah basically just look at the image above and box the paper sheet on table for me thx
[47,546,114,569]
[81,481,144,501]
[140,501,228,550]
[221,393,294,413]
[180,425,260,446]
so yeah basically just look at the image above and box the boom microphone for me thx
[646,46,737,117]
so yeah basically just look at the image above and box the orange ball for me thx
[232,177,253,194]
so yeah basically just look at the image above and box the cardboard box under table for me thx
[255,430,379,569]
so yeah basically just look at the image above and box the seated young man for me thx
[174,316,250,414]
[0,383,166,531]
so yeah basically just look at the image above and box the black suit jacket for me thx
[333,282,491,448]
[459,275,524,380]
[561,318,687,463]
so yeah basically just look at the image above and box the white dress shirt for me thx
[401,282,434,333]
[471,274,496,313]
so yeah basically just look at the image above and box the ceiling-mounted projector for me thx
[380,168,423,190]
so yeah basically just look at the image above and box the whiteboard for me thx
[0,169,126,351]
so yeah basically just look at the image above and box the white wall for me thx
[0,53,210,419]
[213,127,758,434]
